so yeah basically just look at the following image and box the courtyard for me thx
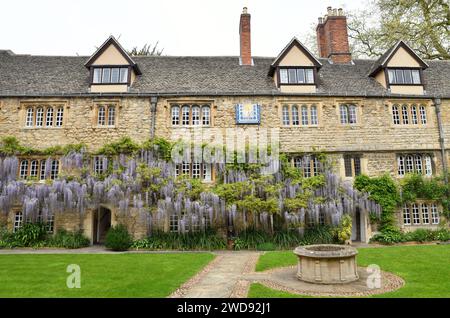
[0,244,448,298]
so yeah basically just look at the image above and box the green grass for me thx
[0,253,214,297]
[250,245,450,298]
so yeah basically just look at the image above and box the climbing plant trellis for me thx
[0,148,381,236]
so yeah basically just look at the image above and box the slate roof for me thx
[0,49,449,98]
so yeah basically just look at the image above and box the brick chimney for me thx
[316,7,352,64]
[239,7,252,66]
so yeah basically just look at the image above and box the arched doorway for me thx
[93,207,111,244]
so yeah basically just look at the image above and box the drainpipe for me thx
[434,97,448,184]
[150,96,158,139]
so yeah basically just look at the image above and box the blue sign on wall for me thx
[235,103,261,124]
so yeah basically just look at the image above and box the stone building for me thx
[0,7,449,243]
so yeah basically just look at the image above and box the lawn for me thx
[249,244,450,298]
[0,253,214,297]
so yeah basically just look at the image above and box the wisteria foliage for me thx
[0,150,381,235]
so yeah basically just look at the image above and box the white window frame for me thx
[13,212,23,232]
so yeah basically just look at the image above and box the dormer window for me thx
[92,67,129,84]
[279,68,315,84]
[387,68,421,85]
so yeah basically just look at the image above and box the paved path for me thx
[170,251,261,298]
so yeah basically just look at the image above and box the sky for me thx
[0,0,366,57]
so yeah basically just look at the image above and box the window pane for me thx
[202,106,210,126]
[431,203,439,224]
[340,105,348,124]
[40,160,46,180]
[401,105,409,124]
[344,156,352,177]
[20,160,28,179]
[279,69,288,84]
[108,106,115,126]
[102,68,111,83]
[412,204,420,224]
[111,68,120,83]
[395,69,404,84]
[354,157,361,176]
[182,106,190,125]
[120,68,129,83]
[421,204,429,224]
[288,69,297,84]
[419,106,427,124]
[405,155,414,173]
[192,106,200,125]
[397,155,405,176]
[388,69,396,84]
[305,69,314,83]
[411,105,418,124]
[203,164,211,182]
[349,105,357,124]
[292,105,299,125]
[26,108,34,127]
[46,107,53,127]
[412,70,421,84]
[403,69,412,84]
[51,160,59,180]
[93,68,102,83]
[36,108,44,127]
[424,155,432,176]
[414,155,423,174]
[392,105,400,125]
[30,160,38,177]
[296,69,305,83]
[301,105,308,125]
[403,205,411,225]
[282,105,289,125]
[98,106,105,125]
[192,163,200,179]
[56,107,64,127]
[310,105,318,125]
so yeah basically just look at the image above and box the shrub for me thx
[132,231,227,250]
[13,223,47,247]
[335,214,352,243]
[105,225,132,251]
[47,230,90,249]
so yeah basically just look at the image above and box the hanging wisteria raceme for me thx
[0,147,381,235]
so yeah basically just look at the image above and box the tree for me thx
[347,0,449,60]
[128,42,163,56]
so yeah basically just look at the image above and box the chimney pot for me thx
[316,7,352,64]
[242,7,248,14]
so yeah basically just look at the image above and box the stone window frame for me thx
[339,104,358,125]
[169,102,212,127]
[332,99,363,128]
[388,101,430,127]
[174,162,213,183]
[292,155,322,178]
[343,154,362,178]
[20,101,67,129]
[279,102,322,128]
[402,201,440,226]
[396,153,433,177]
[92,156,108,175]
[93,100,119,128]
[18,157,60,181]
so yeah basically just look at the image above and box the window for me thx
[36,108,44,127]
[107,106,115,126]
[344,155,361,177]
[431,203,439,224]
[421,203,429,224]
[92,67,129,84]
[293,156,321,178]
[279,68,315,84]
[292,105,299,125]
[14,212,23,232]
[392,104,427,126]
[397,154,433,176]
[192,106,200,126]
[40,160,46,181]
[56,107,64,127]
[175,162,213,181]
[282,104,318,126]
[20,160,28,179]
[171,106,180,125]
[24,105,64,128]
[282,105,290,125]
[412,204,420,225]
[46,214,54,233]
[402,205,411,225]
[301,105,308,125]
[387,68,421,85]
[319,211,326,226]
[93,156,106,174]
[340,104,357,124]
[172,104,212,126]
[96,104,116,127]
[50,160,59,180]
[169,215,179,233]
[30,160,38,178]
